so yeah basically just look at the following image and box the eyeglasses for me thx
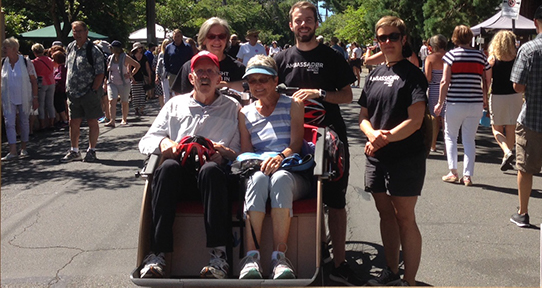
[207,33,227,40]
[376,32,402,43]
[193,69,220,77]
[247,76,273,85]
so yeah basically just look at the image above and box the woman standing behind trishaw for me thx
[358,16,427,286]
[487,30,522,171]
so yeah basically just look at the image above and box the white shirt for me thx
[236,42,266,66]
[139,91,241,155]
[269,46,281,57]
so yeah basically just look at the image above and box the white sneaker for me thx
[140,252,166,278]
[239,252,263,279]
[271,252,296,279]
[1,153,18,161]
[20,149,29,157]
[200,249,229,279]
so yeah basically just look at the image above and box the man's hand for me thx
[159,138,178,160]
[292,89,319,101]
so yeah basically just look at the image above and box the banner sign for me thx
[502,0,522,20]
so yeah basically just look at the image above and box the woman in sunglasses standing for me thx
[358,16,428,286]
[171,17,246,95]
[434,25,491,186]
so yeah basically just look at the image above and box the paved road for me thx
[2,77,541,287]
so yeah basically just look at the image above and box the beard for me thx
[295,30,315,43]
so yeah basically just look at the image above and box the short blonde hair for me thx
[3,37,20,51]
[451,25,473,46]
[488,30,517,61]
[32,43,45,55]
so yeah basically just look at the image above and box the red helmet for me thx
[303,99,326,126]
[176,135,216,171]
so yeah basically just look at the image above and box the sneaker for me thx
[500,152,515,171]
[239,252,263,279]
[140,252,166,278]
[366,267,401,286]
[98,116,108,123]
[329,261,364,286]
[200,249,229,279]
[83,150,97,162]
[321,242,332,264]
[510,211,530,227]
[1,153,18,161]
[19,149,29,157]
[271,252,295,279]
[60,150,82,162]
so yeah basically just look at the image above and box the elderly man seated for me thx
[138,51,241,279]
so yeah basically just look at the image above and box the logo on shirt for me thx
[286,61,324,74]
[369,75,400,87]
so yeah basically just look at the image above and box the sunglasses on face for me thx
[376,32,402,43]
[193,69,220,77]
[207,33,227,40]
[247,76,273,85]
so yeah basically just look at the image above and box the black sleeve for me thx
[171,60,192,95]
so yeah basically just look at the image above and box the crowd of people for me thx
[3,1,542,286]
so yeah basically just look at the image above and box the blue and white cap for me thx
[242,65,278,79]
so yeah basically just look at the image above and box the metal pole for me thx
[146,0,156,44]
[512,19,516,35]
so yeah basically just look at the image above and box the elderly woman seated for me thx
[237,55,311,280]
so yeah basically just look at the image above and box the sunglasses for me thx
[207,33,227,40]
[247,76,273,85]
[376,32,402,43]
[193,69,220,77]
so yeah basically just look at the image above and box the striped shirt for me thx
[510,34,542,133]
[443,47,490,103]
[241,94,292,153]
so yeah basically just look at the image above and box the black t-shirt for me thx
[171,54,245,95]
[358,59,428,161]
[274,44,356,142]
[226,44,240,59]
[133,54,149,82]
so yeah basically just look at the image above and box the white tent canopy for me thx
[129,24,170,43]
[471,11,536,36]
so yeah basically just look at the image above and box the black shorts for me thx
[364,152,426,197]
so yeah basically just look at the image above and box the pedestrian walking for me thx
[1,37,38,160]
[487,30,522,171]
[434,25,491,186]
[509,5,542,228]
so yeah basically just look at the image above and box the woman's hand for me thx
[367,129,390,150]
[434,102,443,116]
[261,155,283,176]
[32,98,39,110]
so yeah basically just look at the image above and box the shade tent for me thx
[19,23,108,40]
[471,11,536,36]
[129,24,170,43]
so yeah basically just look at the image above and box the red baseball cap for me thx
[190,51,220,72]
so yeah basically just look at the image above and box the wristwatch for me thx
[319,89,327,99]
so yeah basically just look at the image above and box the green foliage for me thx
[4,10,45,38]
